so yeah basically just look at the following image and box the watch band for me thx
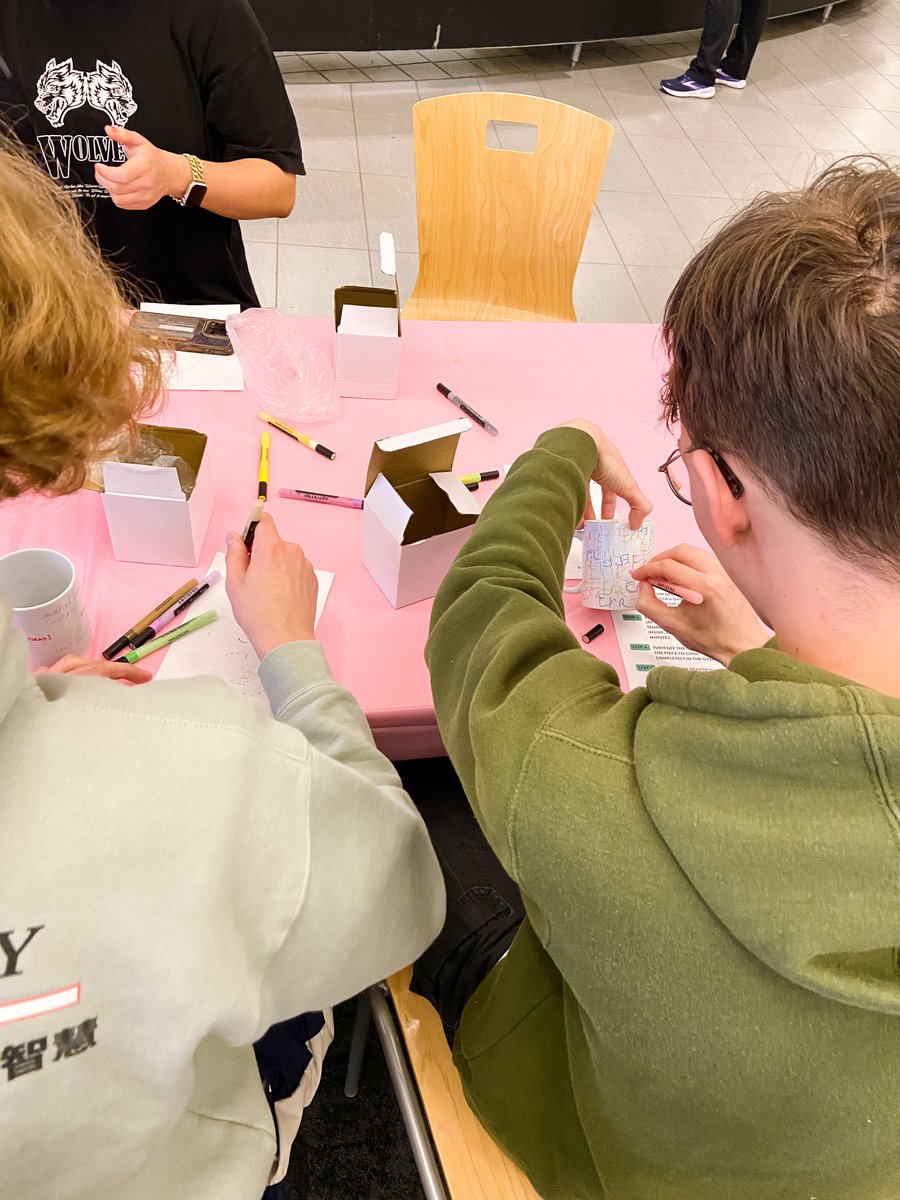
[174,153,207,208]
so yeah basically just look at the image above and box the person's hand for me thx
[225,513,318,661]
[558,418,653,530]
[34,655,151,684]
[94,126,193,210]
[631,544,769,664]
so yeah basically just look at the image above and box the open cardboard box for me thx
[363,418,481,608]
[334,232,401,400]
[90,424,215,567]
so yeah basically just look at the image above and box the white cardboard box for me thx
[362,418,481,609]
[99,425,214,567]
[334,232,401,400]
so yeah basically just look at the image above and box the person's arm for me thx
[94,127,296,218]
[223,514,444,1015]
[426,422,651,871]
[94,0,303,217]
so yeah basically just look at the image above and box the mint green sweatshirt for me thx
[425,427,900,1200]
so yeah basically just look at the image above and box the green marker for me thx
[116,610,218,663]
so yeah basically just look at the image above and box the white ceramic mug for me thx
[0,548,92,669]
[564,519,655,610]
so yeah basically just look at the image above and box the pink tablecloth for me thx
[0,319,700,758]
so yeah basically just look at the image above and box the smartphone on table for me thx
[130,311,234,355]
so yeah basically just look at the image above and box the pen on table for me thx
[459,470,500,485]
[115,610,218,664]
[436,383,499,437]
[258,430,270,501]
[258,411,336,461]
[242,499,265,552]
[278,488,363,510]
[101,578,199,660]
[128,570,222,649]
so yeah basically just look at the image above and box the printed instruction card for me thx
[612,589,723,690]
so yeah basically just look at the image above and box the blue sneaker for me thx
[660,72,716,98]
[716,68,747,89]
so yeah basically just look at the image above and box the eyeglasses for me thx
[657,445,744,506]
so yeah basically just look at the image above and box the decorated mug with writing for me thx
[0,548,91,670]
[564,519,655,610]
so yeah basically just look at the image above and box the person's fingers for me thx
[599,485,617,520]
[105,124,148,151]
[635,581,682,628]
[224,530,249,586]
[101,663,152,684]
[632,555,707,594]
[95,158,143,186]
[626,491,654,530]
[34,654,88,675]
[663,543,719,571]
[644,578,704,605]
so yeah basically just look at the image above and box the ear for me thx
[690,449,749,548]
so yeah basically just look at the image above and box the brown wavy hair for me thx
[0,134,162,499]
[662,156,900,575]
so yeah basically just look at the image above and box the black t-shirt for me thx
[0,0,304,306]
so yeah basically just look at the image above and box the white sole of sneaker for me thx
[660,85,716,98]
[716,77,747,89]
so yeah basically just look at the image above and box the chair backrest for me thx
[404,92,614,323]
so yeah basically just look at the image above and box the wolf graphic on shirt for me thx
[34,57,136,195]
[35,57,136,128]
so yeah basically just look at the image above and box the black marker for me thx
[436,383,499,437]
[242,499,265,552]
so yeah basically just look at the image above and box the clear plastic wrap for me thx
[226,308,337,422]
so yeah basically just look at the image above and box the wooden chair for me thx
[403,92,614,324]
[345,969,541,1200]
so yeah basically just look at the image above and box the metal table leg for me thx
[822,3,834,20]
[369,985,449,1200]
[570,41,584,69]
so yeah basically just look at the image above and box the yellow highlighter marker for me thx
[258,411,336,461]
[258,430,270,501]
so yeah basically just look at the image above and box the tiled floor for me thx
[244,0,900,321]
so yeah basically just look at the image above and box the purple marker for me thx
[129,570,221,649]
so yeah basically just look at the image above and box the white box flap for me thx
[102,460,185,501]
[338,304,398,338]
[430,471,482,515]
[365,472,413,542]
[376,418,470,454]
[379,231,397,278]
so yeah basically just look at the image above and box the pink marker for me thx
[130,570,222,649]
[645,578,704,605]
[278,488,363,510]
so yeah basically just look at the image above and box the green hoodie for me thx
[425,427,900,1200]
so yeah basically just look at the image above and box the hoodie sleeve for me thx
[425,427,628,878]
[252,640,445,1019]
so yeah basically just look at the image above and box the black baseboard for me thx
[251,0,842,54]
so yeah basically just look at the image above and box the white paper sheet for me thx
[152,553,334,704]
[612,589,722,690]
[140,303,245,392]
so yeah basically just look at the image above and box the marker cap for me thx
[102,634,132,661]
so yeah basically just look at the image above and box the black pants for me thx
[689,0,771,85]
[399,759,526,1048]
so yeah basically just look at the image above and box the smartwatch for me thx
[173,153,207,208]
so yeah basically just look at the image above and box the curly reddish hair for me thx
[0,135,162,499]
